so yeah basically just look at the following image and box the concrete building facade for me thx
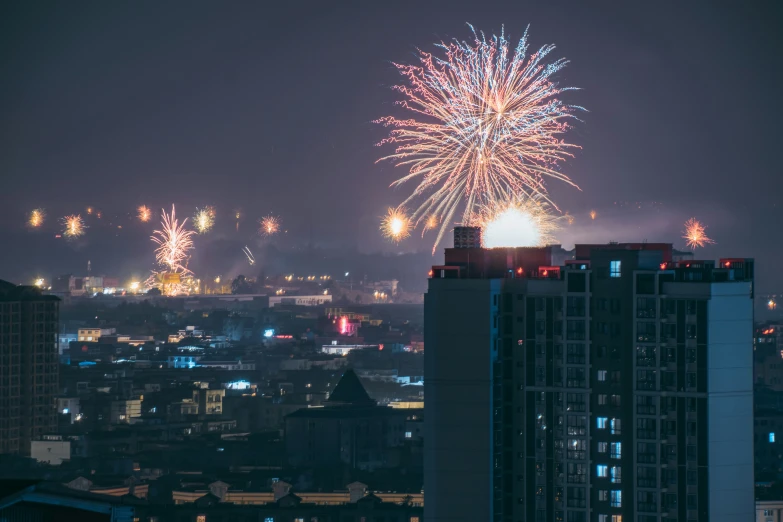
[0,281,59,455]
[424,235,754,522]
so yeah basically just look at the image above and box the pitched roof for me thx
[326,369,375,406]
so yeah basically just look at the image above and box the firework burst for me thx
[376,24,582,249]
[589,210,597,220]
[193,206,215,234]
[682,217,714,250]
[478,194,560,248]
[381,207,411,243]
[61,215,86,238]
[137,205,152,223]
[259,215,281,236]
[147,205,195,295]
[28,208,46,228]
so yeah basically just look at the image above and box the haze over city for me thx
[0,2,782,521]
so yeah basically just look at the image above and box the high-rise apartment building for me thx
[424,234,754,522]
[0,280,59,455]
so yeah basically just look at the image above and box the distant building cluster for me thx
[0,232,777,521]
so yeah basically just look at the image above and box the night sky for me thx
[1,1,782,290]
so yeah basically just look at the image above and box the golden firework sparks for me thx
[381,207,411,243]
[28,208,45,228]
[259,215,281,236]
[477,195,560,248]
[61,215,86,238]
[137,205,152,223]
[682,217,715,250]
[193,206,215,234]
[589,210,597,220]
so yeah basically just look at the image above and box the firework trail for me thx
[381,207,411,243]
[61,215,86,238]
[478,193,560,248]
[137,205,152,223]
[193,206,215,234]
[28,209,45,228]
[376,25,582,249]
[589,210,597,220]
[259,215,281,236]
[242,246,256,266]
[682,217,714,250]
[234,209,242,232]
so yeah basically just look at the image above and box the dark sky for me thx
[1,1,782,289]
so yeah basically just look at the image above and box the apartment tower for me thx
[424,230,753,522]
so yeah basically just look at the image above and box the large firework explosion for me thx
[61,214,86,238]
[376,25,582,249]
[381,207,412,243]
[478,193,560,248]
[682,217,714,250]
[147,205,195,295]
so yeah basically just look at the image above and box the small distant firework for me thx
[682,217,715,250]
[86,207,94,215]
[259,215,281,236]
[234,209,242,231]
[28,209,46,228]
[479,195,560,248]
[242,246,256,266]
[61,215,86,238]
[768,298,777,311]
[375,25,582,249]
[422,215,439,235]
[137,205,152,223]
[193,206,215,234]
[564,212,575,225]
[589,210,597,220]
[381,207,411,243]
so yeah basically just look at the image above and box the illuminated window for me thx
[596,464,608,477]
[770,432,776,443]
[410,518,420,522]
[612,516,622,522]
[610,442,622,459]
[610,418,621,435]
[610,466,622,484]
[196,516,206,522]
[405,431,412,438]
[597,417,608,429]
[598,516,608,522]
[597,370,607,382]
[610,490,622,507]
[610,260,621,278]
[87,336,93,341]
[265,518,274,522]
[598,442,607,453]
